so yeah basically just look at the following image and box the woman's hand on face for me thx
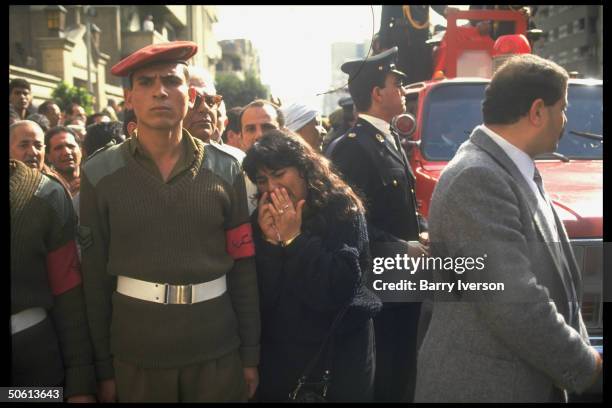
[258,192,280,243]
[270,188,305,240]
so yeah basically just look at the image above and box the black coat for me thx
[252,206,381,401]
[330,118,422,245]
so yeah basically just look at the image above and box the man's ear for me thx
[371,86,383,105]
[188,87,197,109]
[528,98,546,127]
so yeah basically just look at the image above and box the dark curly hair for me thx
[243,129,365,220]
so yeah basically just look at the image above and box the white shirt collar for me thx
[478,125,559,241]
[359,113,392,138]
[479,124,536,185]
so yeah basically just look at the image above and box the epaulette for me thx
[85,140,117,163]
[81,142,126,187]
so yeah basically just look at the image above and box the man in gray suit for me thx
[415,54,602,402]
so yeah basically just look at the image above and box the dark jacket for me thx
[330,116,425,402]
[252,205,381,401]
[331,118,423,245]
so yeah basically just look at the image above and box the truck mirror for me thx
[392,113,417,138]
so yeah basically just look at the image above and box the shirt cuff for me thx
[94,358,115,382]
[239,344,260,367]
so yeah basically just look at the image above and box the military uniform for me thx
[379,5,448,84]
[80,42,260,402]
[330,47,424,402]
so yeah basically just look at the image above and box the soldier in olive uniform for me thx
[79,42,260,402]
[329,47,428,402]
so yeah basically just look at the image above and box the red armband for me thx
[46,240,82,295]
[226,223,255,260]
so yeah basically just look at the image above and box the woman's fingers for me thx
[280,188,294,212]
[270,189,283,212]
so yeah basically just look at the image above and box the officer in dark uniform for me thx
[379,5,449,84]
[329,46,428,402]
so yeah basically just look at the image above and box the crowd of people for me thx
[9,35,601,403]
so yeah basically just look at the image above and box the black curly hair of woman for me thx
[243,129,365,221]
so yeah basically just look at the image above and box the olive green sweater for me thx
[79,131,260,380]
[10,160,96,397]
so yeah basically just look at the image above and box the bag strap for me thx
[298,302,351,381]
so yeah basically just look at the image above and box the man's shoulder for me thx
[209,141,246,163]
[81,141,128,187]
[434,141,512,202]
[34,172,74,224]
[334,120,376,153]
[202,142,243,186]
[444,140,504,179]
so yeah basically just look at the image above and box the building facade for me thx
[323,40,369,116]
[9,5,222,111]
[532,5,603,79]
[216,39,261,81]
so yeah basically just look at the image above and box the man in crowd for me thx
[10,120,47,171]
[183,65,222,144]
[214,100,227,143]
[38,100,62,127]
[63,103,87,126]
[79,41,260,402]
[10,120,72,194]
[101,98,120,122]
[282,102,327,152]
[239,99,284,152]
[82,121,126,160]
[416,54,602,402]
[330,46,428,403]
[26,113,50,134]
[222,106,245,151]
[10,78,36,120]
[85,113,112,128]
[10,157,96,402]
[45,126,82,197]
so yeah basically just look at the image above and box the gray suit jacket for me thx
[414,128,598,402]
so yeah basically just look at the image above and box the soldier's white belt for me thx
[116,275,227,305]
[11,307,47,335]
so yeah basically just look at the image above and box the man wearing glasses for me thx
[183,65,223,144]
[79,42,260,402]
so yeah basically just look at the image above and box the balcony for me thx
[122,30,167,57]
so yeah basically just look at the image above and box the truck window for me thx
[559,84,602,159]
[420,83,602,161]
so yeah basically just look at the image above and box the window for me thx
[580,45,591,57]
[589,17,598,34]
[578,18,586,31]
[567,22,574,35]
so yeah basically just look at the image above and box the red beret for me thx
[111,41,198,77]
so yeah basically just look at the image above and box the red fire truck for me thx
[397,9,603,400]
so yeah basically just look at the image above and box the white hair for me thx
[187,65,216,94]
[9,120,44,142]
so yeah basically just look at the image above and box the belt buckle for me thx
[163,283,193,305]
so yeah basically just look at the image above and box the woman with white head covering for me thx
[282,103,327,151]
